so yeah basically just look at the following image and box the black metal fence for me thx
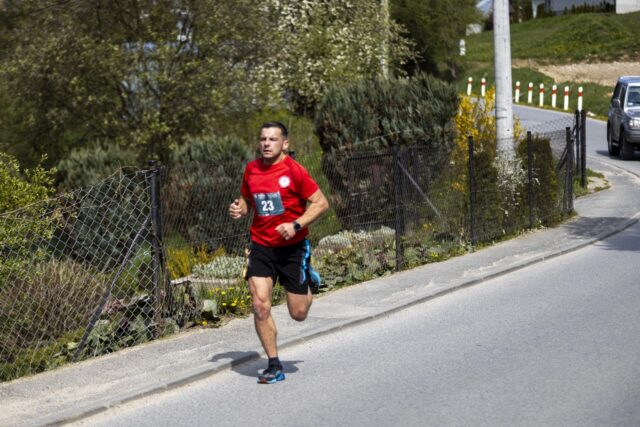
[0,113,585,382]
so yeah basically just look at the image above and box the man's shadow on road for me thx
[210,351,303,378]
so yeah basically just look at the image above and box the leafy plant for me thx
[0,153,56,283]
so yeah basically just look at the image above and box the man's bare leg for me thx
[248,276,278,358]
[286,287,313,321]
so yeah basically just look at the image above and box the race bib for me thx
[254,192,285,217]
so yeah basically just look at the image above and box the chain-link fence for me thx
[0,169,166,382]
[0,116,584,382]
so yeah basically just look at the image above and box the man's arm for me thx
[275,189,329,240]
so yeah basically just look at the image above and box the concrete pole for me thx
[493,0,515,159]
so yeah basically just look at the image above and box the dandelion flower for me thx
[202,321,208,326]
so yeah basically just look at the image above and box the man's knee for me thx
[289,308,309,322]
[252,298,271,320]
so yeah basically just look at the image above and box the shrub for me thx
[0,258,108,378]
[449,92,528,242]
[314,73,459,229]
[0,153,56,284]
[163,135,254,254]
[313,227,396,288]
[57,141,139,191]
[516,135,561,225]
[192,255,246,280]
[166,243,217,280]
[52,171,151,272]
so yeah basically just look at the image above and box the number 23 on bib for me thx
[253,192,285,217]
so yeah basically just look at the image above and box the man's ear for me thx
[283,139,289,150]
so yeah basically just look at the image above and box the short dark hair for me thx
[260,121,288,139]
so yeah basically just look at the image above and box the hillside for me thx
[462,11,640,116]
[465,11,640,63]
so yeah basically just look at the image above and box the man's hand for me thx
[275,222,296,241]
[229,198,248,220]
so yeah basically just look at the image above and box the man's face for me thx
[259,127,288,164]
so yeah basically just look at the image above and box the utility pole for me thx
[493,0,515,159]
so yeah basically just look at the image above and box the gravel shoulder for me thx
[520,60,640,87]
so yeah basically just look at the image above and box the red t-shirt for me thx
[241,155,319,247]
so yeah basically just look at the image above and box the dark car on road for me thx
[608,76,640,160]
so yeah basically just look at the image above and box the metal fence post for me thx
[147,160,169,324]
[565,128,574,213]
[468,136,477,247]
[527,131,534,228]
[580,110,587,188]
[574,109,581,177]
[392,144,404,271]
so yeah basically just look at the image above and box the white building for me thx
[616,0,640,13]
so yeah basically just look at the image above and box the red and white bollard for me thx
[527,82,533,104]
[515,81,521,103]
[539,83,545,107]
[551,84,558,108]
[467,77,473,96]
[577,86,583,112]
[481,78,486,97]
[563,86,570,111]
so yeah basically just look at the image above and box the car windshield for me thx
[626,85,640,109]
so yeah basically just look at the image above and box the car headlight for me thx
[630,118,640,129]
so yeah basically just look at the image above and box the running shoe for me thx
[257,366,285,384]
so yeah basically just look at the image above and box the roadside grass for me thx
[465,12,640,63]
[574,169,608,198]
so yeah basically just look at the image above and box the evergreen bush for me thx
[52,171,151,272]
[164,135,254,254]
[516,135,561,226]
[314,73,458,229]
[57,141,139,191]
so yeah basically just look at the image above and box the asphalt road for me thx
[514,105,640,173]
[69,109,640,426]
[72,220,640,427]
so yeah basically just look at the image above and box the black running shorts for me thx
[245,239,313,295]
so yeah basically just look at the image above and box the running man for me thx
[229,121,329,384]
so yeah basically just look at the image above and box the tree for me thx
[391,0,481,80]
[0,0,414,170]
[261,0,414,115]
[0,0,276,168]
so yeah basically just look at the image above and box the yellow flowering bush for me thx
[206,285,251,316]
[166,243,221,280]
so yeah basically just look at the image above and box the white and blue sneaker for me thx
[257,366,285,384]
